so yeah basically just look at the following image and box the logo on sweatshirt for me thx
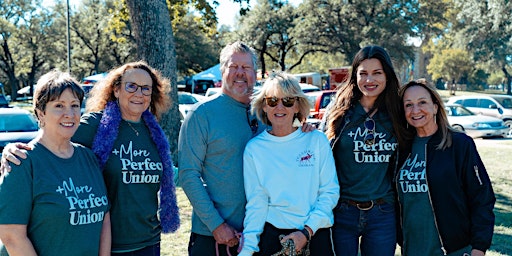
[297,150,315,167]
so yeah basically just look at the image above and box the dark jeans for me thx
[188,232,239,256]
[256,222,334,256]
[112,243,160,256]
[332,201,396,256]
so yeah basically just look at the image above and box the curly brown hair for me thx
[85,61,171,120]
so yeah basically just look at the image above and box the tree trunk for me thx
[502,66,512,95]
[125,0,180,164]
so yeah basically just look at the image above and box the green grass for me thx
[162,140,512,256]
[477,139,512,255]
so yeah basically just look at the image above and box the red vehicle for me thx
[329,67,350,89]
[305,90,336,126]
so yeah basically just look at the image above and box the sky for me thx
[212,0,303,28]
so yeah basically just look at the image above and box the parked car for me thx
[0,94,10,108]
[445,104,508,138]
[205,87,222,97]
[299,83,321,93]
[0,108,39,153]
[178,92,207,119]
[447,94,512,136]
[305,90,336,126]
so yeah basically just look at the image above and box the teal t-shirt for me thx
[332,103,397,203]
[0,142,108,256]
[73,112,162,252]
[398,135,472,256]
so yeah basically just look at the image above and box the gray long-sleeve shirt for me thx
[178,93,263,235]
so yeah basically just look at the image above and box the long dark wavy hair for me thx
[325,45,405,148]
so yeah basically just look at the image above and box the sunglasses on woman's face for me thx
[264,96,297,108]
[125,82,152,96]
[364,117,375,145]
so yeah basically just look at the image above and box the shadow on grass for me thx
[494,192,512,227]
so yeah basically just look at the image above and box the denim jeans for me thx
[112,243,160,256]
[332,201,396,256]
[188,233,239,256]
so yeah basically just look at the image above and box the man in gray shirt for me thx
[178,41,262,255]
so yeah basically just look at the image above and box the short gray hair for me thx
[219,41,258,74]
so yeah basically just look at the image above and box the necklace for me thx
[126,121,139,136]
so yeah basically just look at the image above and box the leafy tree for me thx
[427,48,473,94]
[235,0,314,75]
[292,0,450,74]
[15,5,59,93]
[0,0,34,97]
[173,14,218,77]
[453,0,512,94]
[64,0,137,78]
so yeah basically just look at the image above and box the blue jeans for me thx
[332,201,396,256]
[111,243,160,256]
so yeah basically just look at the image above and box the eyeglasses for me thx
[364,117,375,145]
[264,96,297,108]
[125,82,152,96]
[246,107,259,136]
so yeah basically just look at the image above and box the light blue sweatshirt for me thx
[240,129,340,255]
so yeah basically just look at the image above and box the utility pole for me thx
[66,0,71,72]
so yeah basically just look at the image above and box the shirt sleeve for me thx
[72,112,100,148]
[0,157,33,224]
[304,134,340,233]
[462,138,495,252]
[240,147,269,255]
[178,109,225,232]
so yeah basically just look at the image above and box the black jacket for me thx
[395,129,495,254]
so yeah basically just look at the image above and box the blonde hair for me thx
[252,71,310,126]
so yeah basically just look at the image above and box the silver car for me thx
[445,104,508,138]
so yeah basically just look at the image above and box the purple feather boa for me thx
[92,101,180,233]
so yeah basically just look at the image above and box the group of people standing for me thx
[0,40,496,256]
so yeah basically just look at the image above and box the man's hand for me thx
[301,122,316,132]
[212,223,239,248]
[0,143,31,174]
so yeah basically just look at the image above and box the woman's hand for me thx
[0,143,31,175]
[471,249,485,256]
[280,231,308,253]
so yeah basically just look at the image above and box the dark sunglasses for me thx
[264,96,297,108]
[125,82,152,96]
[364,117,375,145]
[246,108,259,136]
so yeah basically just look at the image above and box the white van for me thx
[447,94,512,136]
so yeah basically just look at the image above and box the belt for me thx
[344,198,386,210]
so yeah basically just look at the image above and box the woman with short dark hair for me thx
[0,70,111,255]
